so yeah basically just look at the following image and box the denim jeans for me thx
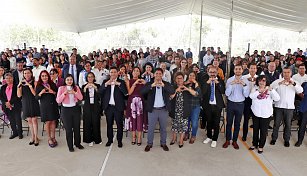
[187,106,201,137]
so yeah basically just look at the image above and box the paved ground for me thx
[0,117,306,176]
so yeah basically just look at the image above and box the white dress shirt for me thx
[271,78,303,109]
[109,84,115,105]
[292,73,307,85]
[153,86,165,108]
[32,65,47,81]
[93,68,109,85]
[203,54,214,66]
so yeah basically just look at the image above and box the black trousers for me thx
[243,97,253,139]
[7,108,22,136]
[205,105,222,141]
[298,111,307,142]
[252,116,270,148]
[61,106,81,149]
[83,104,102,144]
[105,105,123,143]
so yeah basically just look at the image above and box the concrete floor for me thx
[0,117,307,176]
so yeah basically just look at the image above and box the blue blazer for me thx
[62,64,83,85]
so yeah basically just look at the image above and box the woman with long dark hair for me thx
[17,68,40,146]
[36,70,59,148]
[126,67,147,146]
[56,74,83,152]
[82,72,102,147]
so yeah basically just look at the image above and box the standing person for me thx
[56,74,84,152]
[295,81,307,147]
[17,68,40,146]
[78,61,92,88]
[141,68,175,152]
[169,72,194,148]
[100,67,128,148]
[32,57,46,82]
[141,63,154,83]
[160,62,171,83]
[92,60,109,85]
[292,64,307,85]
[270,67,303,147]
[62,55,83,85]
[202,50,214,71]
[82,72,102,147]
[126,67,147,146]
[50,69,64,88]
[249,75,280,153]
[184,71,201,143]
[242,62,258,141]
[264,62,280,84]
[202,66,225,148]
[0,73,22,139]
[36,70,59,148]
[223,64,250,149]
[12,62,24,86]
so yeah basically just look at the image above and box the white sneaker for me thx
[211,141,217,148]
[203,138,212,144]
[89,142,94,147]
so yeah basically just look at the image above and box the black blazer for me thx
[99,79,128,111]
[62,64,83,85]
[0,84,22,114]
[82,83,101,116]
[264,70,280,84]
[12,70,21,85]
[202,77,225,109]
[141,81,175,113]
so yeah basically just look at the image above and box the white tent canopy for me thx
[1,0,307,33]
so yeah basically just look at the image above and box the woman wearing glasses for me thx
[249,75,280,153]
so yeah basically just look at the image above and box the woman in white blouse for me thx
[249,75,280,153]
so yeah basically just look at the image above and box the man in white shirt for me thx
[292,64,307,85]
[169,56,181,74]
[202,50,214,70]
[92,60,109,85]
[32,57,46,82]
[8,52,16,71]
[160,62,171,83]
[270,66,303,147]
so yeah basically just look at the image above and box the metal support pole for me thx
[226,0,234,79]
[198,0,204,67]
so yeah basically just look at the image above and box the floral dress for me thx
[171,92,188,133]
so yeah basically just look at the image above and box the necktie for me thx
[71,65,76,81]
[210,80,214,102]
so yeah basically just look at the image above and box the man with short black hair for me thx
[141,68,175,152]
[270,67,303,147]
[223,64,250,149]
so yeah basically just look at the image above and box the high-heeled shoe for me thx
[258,148,263,154]
[29,141,34,145]
[34,142,39,146]
[137,139,142,146]
[179,144,183,148]
[131,138,136,145]
[170,141,176,145]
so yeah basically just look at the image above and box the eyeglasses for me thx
[259,79,266,82]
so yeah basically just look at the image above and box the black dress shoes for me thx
[9,134,18,139]
[76,144,84,149]
[160,144,169,151]
[118,141,123,148]
[105,141,112,147]
[144,145,152,152]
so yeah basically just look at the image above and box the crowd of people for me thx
[0,46,307,153]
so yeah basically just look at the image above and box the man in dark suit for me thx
[62,55,83,85]
[12,62,24,85]
[99,66,128,148]
[264,62,280,84]
[201,66,225,148]
[141,68,175,152]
